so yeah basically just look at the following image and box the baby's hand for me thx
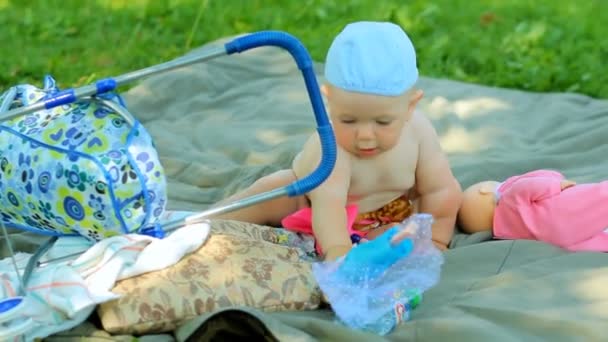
[560,179,576,190]
[336,227,413,282]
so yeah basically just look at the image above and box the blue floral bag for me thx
[0,76,167,240]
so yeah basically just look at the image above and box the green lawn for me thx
[1,0,607,98]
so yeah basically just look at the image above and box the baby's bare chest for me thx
[348,144,418,207]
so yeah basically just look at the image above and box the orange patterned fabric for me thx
[353,195,414,233]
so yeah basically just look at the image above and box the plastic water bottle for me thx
[361,288,422,335]
[312,214,444,336]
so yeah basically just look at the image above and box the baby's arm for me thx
[413,115,462,250]
[310,187,352,260]
[293,136,353,260]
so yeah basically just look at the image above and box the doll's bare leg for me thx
[213,169,308,226]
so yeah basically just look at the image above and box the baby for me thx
[458,169,608,252]
[216,21,462,260]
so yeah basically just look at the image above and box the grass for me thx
[1,0,607,98]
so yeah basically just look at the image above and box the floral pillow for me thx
[96,219,322,335]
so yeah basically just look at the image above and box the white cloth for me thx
[0,213,209,341]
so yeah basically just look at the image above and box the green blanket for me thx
[33,36,608,340]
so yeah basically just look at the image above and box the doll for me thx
[457,169,608,252]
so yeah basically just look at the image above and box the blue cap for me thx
[324,21,418,96]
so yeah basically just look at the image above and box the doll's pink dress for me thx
[494,169,608,252]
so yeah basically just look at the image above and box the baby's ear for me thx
[321,84,329,97]
[407,89,424,114]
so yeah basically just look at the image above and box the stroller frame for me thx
[0,31,336,340]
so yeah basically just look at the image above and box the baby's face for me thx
[324,85,412,158]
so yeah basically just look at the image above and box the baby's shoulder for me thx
[292,133,350,176]
[405,110,445,157]
[293,133,325,164]
[409,110,434,136]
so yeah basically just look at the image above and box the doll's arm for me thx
[560,179,576,190]
[413,115,462,250]
[515,169,564,181]
[504,176,562,204]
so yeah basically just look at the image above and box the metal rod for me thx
[162,187,289,232]
[73,84,99,98]
[113,46,227,87]
[19,236,57,290]
[36,247,85,268]
[0,101,46,122]
[0,46,227,121]
[0,220,24,295]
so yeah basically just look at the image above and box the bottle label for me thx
[394,302,407,324]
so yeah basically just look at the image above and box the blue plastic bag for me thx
[312,213,444,335]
